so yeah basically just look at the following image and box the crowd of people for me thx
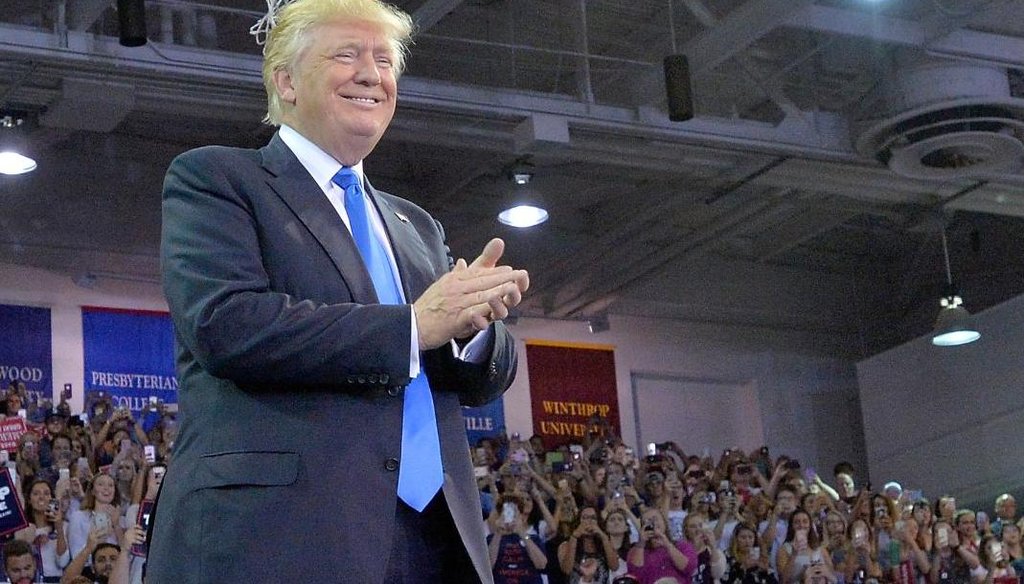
[474,424,1022,584]
[0,381,1019,584]
[0,383,173,584]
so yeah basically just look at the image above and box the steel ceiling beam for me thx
[411,0,464,34]
[682,0,816,77]
[785,4,1024,68]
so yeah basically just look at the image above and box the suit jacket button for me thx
[381,374,390,383]
[387,386,400,397]
[357,375,367,384]
[368,374,379,384]
[384,458,399,472]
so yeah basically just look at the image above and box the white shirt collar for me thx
[278,124,365,192]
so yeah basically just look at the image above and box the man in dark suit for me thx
[148,1,529,582]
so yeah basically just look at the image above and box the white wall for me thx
[0,263,166,413]
[858,294,1024,510]
[0,261,866,475]
[504,314,864,473]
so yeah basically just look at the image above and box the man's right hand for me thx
[414,238,529,350]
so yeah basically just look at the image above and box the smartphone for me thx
[120,439,132,453]
[152,466,166,481]
[568,444,584,455]
[62,383,73,400]
[991,542,1003,562]
[473,465,488,478]
[501,502,516,525]
[0,451,8,465]
[647,443,657,457]
[854,525,868,546]
[936,525,949,548]
[92,512,111,531]
[750,546,761,560]
[47,499,59,514]
[59,468,70,483]
[16,409,26,419]
[144,445,156,464]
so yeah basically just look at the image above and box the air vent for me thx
[856,55,1024,180]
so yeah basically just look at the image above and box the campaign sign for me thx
[463,398,506,447]
[0,418,27,453]
[0,304,53,403]
[82,307,177,415]
[0,467,28,536]
[132,499,155,557]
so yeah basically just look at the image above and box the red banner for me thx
[0,418,26,453]
[526,341,619,448]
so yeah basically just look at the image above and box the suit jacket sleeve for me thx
[162,145,516,402]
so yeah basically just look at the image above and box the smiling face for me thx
[29,482,52,514]
[275,19,398,165]
[93,474,116,505]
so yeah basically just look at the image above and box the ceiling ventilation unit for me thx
[856,54,1024,180]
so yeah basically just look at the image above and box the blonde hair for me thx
[262,0,414,125]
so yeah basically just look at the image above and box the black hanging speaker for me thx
[117,0,148,47]
[663,54,694,122]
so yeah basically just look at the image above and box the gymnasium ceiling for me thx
[2,0,1024,358]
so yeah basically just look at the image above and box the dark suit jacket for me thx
[149,133,516,583]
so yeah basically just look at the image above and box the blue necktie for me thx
[332,167,443,512]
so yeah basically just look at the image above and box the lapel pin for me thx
[394,211,410,223]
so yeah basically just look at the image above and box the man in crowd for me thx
[992,493,1017,537]
[61,526,120,584]
[150,0,528,582]
[4,540,37,584]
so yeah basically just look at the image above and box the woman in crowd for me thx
[912,500,934,554]
[605,508,635,565]
[890,518,930,584]
[14,479,70,581]
[998,521,1024,575]
[822,511,848,570]
[627,508,698,584]
[930,519,980,584]
[15,430,42,490]
[954,510,981,555]
[777,509,836,584]
[844,518,881,584]
[936,496,957,524]
[488,493,548,584]
[67,473,123,560]
[559,506,620,584]
[870,495,900,573]
[722,523,778,584]
[978,534,1016,584]
[682,512,726,584]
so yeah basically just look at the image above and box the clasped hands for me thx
[414,238,529,350]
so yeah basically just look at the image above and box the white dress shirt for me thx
[278,125,490,375]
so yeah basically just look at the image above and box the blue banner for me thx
[0,468,28,536]
[0,304,52,403]
[82,307,177,414]
[463,398,506,447]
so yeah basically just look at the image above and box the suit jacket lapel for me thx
[365,181,436,303]
[258,133,377,303]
